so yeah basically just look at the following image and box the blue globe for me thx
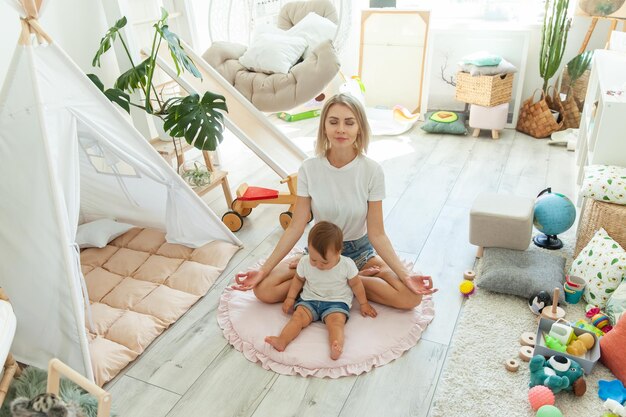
[533,192,576,236]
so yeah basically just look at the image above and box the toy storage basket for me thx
[455,72,514,107]
[575,198,626,258]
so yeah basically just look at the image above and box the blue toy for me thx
[529,355,586,396]
[599,380,626,404]
[532,187,576,250]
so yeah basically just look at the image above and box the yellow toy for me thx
[459,280,475,297]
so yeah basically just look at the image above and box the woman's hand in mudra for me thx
[233,269,266,291]
[404,274,438,296]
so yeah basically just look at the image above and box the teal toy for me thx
[529,355,586,395]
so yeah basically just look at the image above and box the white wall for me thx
[0,0,615,115]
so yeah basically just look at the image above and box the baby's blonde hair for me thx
[315,93,371,156]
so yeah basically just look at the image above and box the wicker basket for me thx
[455,72,514,107]
[574,198,626,258]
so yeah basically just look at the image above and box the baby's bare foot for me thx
[265,336,287,352]
[360,266,380,277]
[330,340,343,360]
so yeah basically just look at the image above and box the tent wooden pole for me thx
[579,16,626,53]
[21,0,38,18]
[47,359,111,417]
[579,17,598,53]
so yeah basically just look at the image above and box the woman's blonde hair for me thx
[315,93,371,156]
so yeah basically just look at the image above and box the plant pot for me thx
[179,161,211,188]
[551,110,560,121]
[152,115,171,142]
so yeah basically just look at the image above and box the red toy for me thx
[528,385,555,411]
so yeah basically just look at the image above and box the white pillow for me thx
[580,165,626,205]
[569,228,626,308]
[239,32,308,74]
[76,219,135,249]
[287,12,337,59]
[458,58,518,76]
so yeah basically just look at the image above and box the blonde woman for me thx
[234,93,437,308]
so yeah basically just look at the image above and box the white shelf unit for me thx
[575,49,626,205]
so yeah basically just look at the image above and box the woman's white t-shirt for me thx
[297,255,359,307]
[297,155,386,241]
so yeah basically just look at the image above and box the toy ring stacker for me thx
[520,332,536,347]
[505,358,520,372]
[519,346,534,362]
[463,270,476,281]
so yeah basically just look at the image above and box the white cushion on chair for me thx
[239,33,308,74]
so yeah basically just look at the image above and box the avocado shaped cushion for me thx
[421,111,467,135]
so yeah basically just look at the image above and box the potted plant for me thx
[87,9,227,171]
[180,161,212,188]
[539,0,572,93]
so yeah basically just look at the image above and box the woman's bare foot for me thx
[330,340,343,360]
[360,266,380,277]
[265,336,287,352]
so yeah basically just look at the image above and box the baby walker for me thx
[222,174,312,232]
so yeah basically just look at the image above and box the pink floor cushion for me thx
[218,287,435,378]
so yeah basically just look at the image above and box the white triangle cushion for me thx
[218,288,435,378]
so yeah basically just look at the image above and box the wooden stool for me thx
[469,102,508,140]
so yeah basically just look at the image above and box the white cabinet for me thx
[576,50,626,204]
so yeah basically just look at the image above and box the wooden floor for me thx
[105,118,577,417]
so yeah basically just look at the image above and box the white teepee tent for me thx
[0,0,242,381]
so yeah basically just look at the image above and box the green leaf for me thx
[613,244,619,249]
[577,260,583,265]
[590,292,596,299]
[608,179,613,185]
[589,249,593,256]
[86,73,105,92]
[104,88,130,113]
[606,288,615,294]
[162,92,228,151]
[115,58,152,93]
[158,25,201,79]
[603,196,610,200]
[597,272,603,279]
[92,16,127,67]
[612,258,619,265]
[566,50,593,84]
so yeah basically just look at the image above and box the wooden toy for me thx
[541,288,566,320]
[222,174,312,232]
[519,345,534,362]
[520,332,536,347]
[505,358,520,372]
[463,270,476,281]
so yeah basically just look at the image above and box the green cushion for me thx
[461,52,502,67]
[421,111,467,135]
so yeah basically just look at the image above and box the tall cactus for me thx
[540,0,572,93]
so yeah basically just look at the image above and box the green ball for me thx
[536,405,563,417]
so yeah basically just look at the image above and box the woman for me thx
[234,93,437,309]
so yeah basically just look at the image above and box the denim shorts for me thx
[304,234,376,270]
[295,298,350,322]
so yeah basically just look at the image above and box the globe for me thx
[533,188,576,249]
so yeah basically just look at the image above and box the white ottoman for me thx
[470,193,534,256]
[469,102,509,139]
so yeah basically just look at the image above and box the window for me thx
[396,0,545,23]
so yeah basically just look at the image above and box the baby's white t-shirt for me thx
[297,155,385,241]
[297,255,359,307]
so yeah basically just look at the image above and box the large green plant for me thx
[88,9,227,156]
[539,0,572,93]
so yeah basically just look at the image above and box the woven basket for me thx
[560,68,591,112]
[516,89,562,138]
[455,72,514,107]
[575,198,626,258]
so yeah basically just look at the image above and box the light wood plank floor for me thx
[105,117,576,417]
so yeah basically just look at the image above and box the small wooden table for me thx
[150,138,233,208]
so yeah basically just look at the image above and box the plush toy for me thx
[529,355,586,396]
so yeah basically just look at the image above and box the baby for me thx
[265,221,377,360]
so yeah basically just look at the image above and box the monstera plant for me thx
[88,9,227,164]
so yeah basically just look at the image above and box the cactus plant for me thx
[540,0,572,93]
[564,50,594,94]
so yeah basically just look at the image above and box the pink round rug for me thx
[218,287,435,378]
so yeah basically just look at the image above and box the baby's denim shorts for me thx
[295,298,350,322]
[304,234,376,270]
